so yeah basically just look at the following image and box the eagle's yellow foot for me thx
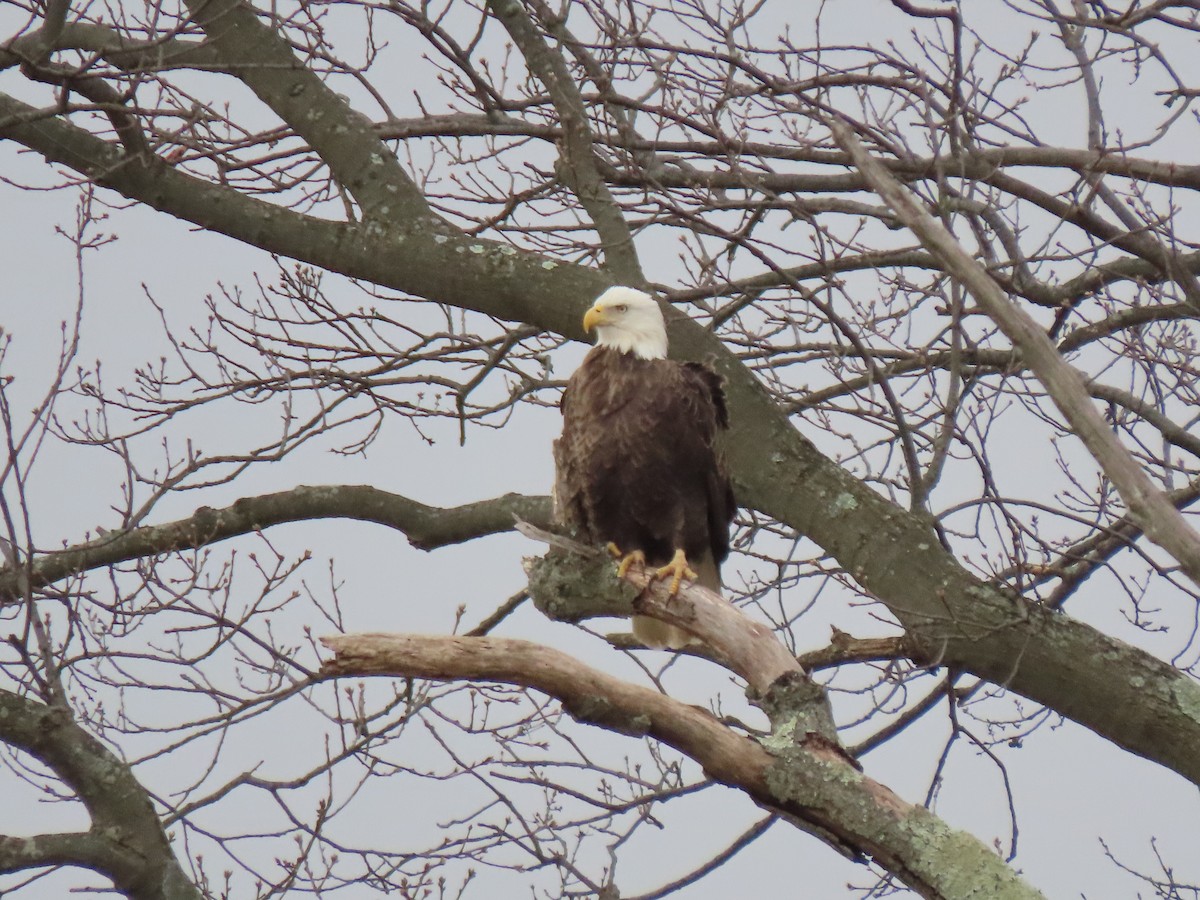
[652,548,698,597]
[615,548,647,580]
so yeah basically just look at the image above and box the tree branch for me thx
[523,543,834,739]
[831,116,1200,588]
[487,0,643,282]
[319,632,1046,900]
[0,690,201,900]
[0,831,134,880]
[0,22,222,73]
[0,87,607,339]
[182,0,437,223]
[0,487,551,605]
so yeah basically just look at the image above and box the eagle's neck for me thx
[594,326,667,360]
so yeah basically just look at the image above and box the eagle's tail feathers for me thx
[632,550,721,650]
[633,615,695,651]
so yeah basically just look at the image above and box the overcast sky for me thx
[3,2,1200,896]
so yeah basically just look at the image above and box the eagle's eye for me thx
[615,304,628,313]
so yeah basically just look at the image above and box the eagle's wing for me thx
[552,382,591,541]
[681,362,736,568]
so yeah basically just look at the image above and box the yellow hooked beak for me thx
[582,305,608,333]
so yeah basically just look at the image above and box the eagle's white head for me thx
[582,287,668,360]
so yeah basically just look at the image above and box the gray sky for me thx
[3,1,1200,896]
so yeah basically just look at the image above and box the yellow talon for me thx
[615,549,646,580]
[610,546,696,595]
[653,548,697,597]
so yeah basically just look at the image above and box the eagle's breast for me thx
[555,346,733,571]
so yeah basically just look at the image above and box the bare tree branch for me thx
[183,0,437,223]
[831,116,1200,589]
[0,691,201,900]
[487,0,643,282]
[0,487,551,605]
[320,632,1047,900]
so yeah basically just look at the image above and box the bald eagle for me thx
[553,287,736,649]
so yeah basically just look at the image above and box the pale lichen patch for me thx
[831,493,858,514]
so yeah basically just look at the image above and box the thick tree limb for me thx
[0,487,551,605]
[831,117,1200,588]
[319,633,1046,900]
[0,691,201,900]
[182,0,436,224]
[0,89,601,339]
[0,831,126,875]
[0,22,222,73]
[521,540,836,740]
[487,0,643,283]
